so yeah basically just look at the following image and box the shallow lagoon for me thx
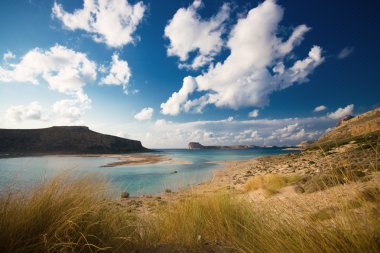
[0,148,296,196]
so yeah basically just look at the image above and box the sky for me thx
[0,0,379,148]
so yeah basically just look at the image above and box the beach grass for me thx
[244,174,300,195]
[1,172,379,252]
[0,174,143,253]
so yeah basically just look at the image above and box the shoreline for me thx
[0,153,192,167]
[125,140,378,208]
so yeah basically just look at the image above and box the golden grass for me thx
[0,174,142,253]
[1,173,380,252]
[149,185,380,252]
[244,174,300,195]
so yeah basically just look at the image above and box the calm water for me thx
[0,148,296,196]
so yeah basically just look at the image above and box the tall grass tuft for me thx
[0,174,140,253]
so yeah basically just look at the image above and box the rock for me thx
[294,185,305,194]
[165,188,172,193]
[120,191,130,198]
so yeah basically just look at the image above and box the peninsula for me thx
[0,126,150,156]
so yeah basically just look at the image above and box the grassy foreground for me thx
[1,172,380,253]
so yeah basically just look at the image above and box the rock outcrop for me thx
[318,107,380,143]
[0,126,150,156]
[188,142,253,150]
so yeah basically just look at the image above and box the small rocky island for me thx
[0,126,150,156]
[188,142,254,150]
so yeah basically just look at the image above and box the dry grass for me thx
[0,174,142,253]
[0,173,379,252]
[244,174,300,195]
[148,183,380,253]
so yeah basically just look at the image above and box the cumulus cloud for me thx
[100,53,131,94]
[5,101,45,122]
[267,123,316,142]
[161,0,324,116]
[0,45,96,94]
[52,0,146,48]
[248,109,259,118]
[164,0,230,69]
[161,76,197,115]
[314,105,327,112]
[327,104,354,119]
[122,114,334,148]
[0,45,97,123]
[3,50,16,62]
[337,47,354,59]
[134,107,154,121]
[52,94,91,124]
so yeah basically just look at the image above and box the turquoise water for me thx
[0,148,296,196]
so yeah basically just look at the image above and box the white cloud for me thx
[0,45,96,94]
[327,104,354,119]
[52,0,146,48]
[100,53,131,94]
[3,50,16,62]
[314,105,327,112]
[161,0,324,115]
[248,109,259,118]
[337,47,354,59]
[119,114,334,148]
[161,76,197,115]
[134,107,154,121]
[52,94,91,124]
[0,45,97,123]
[164,0,230,69]
[267,123,316,142]
[5,101,45,122]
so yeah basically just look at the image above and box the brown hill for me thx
[318,108,380,143]
[0,126,149,156]
[304,108,380,151]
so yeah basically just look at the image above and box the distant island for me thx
[187,142,299,150]
[188,142,256,150]
[0,126,150,156]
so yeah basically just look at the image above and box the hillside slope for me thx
[0,126,149,155]
[318,107,380,143]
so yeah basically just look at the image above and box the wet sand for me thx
[56,153,191,167]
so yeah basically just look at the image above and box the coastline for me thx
[122,140,379,211]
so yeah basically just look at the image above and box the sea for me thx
[0,148,296,196]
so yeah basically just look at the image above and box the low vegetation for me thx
[1,171,379,252]
[306,130,380,152]
[244,174,300,195]
[0,174,142,253]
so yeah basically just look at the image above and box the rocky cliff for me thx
[188,142,253,150]
[0,126,149,156]
[317,107,380,143]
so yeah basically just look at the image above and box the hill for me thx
[306,107,380,150]
[319,107,380,142]
[0,126,149,156]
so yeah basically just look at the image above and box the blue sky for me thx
[0,0,379,148]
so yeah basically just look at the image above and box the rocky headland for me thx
[188,142,255,150]
[0,126,150,156]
